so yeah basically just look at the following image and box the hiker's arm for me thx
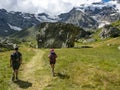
[55,54,57,58]
[19,53,22,64]
[10,57,12,67]
[20,56,22,64]
[48,54,51,58]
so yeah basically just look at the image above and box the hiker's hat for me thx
[50,48,54,53]
[14,47,18,50]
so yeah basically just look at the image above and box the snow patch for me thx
[110,13,116,16]
[107,0,120,12]
[98,21,110,28]
[75,7,85,13]
[23,16,31,19]
[35,14,42,22]
[35,14,58,22]
[4,30,8,33]
[77,1,120,13]
[10,11,16,14]
[8,24,22,31]
[22,13,33,19]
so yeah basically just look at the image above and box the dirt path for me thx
[12,49,51,90]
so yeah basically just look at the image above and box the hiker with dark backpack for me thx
[48,49,57,76]
[10,47,22,81]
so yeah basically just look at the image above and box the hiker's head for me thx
[50,49,54,53]
[14,47,18,51]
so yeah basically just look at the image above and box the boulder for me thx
[0,38,18,51]
[36,23,84,48]
[99,25,120,39]
[118,46,120,50]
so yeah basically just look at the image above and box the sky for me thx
[103,0,110,2]
[0,0,111,15]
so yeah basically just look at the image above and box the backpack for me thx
[11,52,21,62]
[50,53,56,61]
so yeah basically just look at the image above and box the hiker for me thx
[48,49,57,76]
[10,47,22,81]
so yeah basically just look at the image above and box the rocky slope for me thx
[59,8,98,30]
[0,9,57,37]
[0,0,120,37]
[11,22,88,48]
[73,0,120,28]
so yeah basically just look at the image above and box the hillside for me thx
[112,20,120,28]
[0,0,120,37]
[0,0,120,89]
[0,35,120,90]
[10,22,88,48]
[88,20,120,41]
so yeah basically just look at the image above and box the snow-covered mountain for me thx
[0,9,58,36]
[72,0,120,28]
[0,0,120,37]
[58,8,98,30]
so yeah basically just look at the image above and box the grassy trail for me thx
[11,49,51,90]
[1,37,120,90]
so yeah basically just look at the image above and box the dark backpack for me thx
[50,53,56,61]
[11,52,21,62]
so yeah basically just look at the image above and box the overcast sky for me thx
[0,0,107,15]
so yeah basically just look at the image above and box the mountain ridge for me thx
[0,0,120,37]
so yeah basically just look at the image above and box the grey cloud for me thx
[0,0,18,10]
[0,0,102,15]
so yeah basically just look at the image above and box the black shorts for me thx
[50,60,56,64]
[12,62,20,70]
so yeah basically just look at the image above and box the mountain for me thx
[11,22,89,48]
[58,8,98,30]
[99,24,120,39]
[0,0,120,37]
[0,9,57,37]
[11,22,87,40]
[113,0,120,3]
[73,0,120,28]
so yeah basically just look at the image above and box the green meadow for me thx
[0,45,36,90]
[0,37,120,90]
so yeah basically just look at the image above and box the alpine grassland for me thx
[42,37,120,90]
[0,37,120,90]
[0,45,36,90]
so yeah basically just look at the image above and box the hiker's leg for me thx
[11,64,15,81]
[15,69,19,80]
[15,64,20,80]
[51,64,55,76]
[12,69,15,81]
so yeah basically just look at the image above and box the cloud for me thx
[0,0,102,15]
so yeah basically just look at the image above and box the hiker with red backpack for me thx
[10,47,22,81]
[48,49,57,76]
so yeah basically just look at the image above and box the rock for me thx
[83,38,96,43]
[118,46,120,50]
[59,8,98,30]
[107,43,112,46]
[36,23,84,48]
[99,25,120,39]
[0,38,18,51]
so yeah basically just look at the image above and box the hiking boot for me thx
[16,77,19,81]
[11,76,15,81]
[52,73,55,77]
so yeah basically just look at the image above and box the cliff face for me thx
[99,24,120,39]
[36,23,85,48]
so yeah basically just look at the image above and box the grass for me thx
[0,45,36,90]
[0,37,120,90]
[42,37,120,90]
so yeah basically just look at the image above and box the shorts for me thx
[12,62,20,70]
[50,60,56,64]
